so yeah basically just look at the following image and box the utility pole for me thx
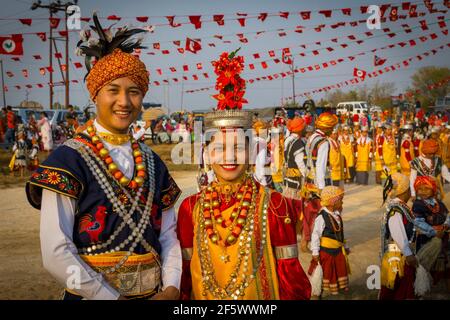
[291,56,296,105]
[31,0,78,109]
[0,59,6,107]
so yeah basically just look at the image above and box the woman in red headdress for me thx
[177,50,311,300]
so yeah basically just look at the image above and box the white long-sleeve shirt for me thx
[409,155,450,197]
[387,204,413,257]
[315,135,329,190]
[39,120,181,299]
[253,136,269,186]
[310,207,348,256]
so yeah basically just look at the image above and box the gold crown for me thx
[204,109,253,129]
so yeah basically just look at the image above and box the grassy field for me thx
[0,141,197,189]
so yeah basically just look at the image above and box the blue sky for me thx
[0,0,449,112]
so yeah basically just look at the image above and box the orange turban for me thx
[414,176,437,194]
[287,118,305,133]
[86,48,149,99]
[421,139,439,154]
[315,112,338,131]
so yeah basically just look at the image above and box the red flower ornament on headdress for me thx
[212,48,248,110]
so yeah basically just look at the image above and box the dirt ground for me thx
[1,170,449,300]
[0,144,449,300]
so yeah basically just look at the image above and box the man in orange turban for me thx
[284,117,307,200]
[27,13,182,301]
[301,112,339,252]
[315,112,339,133]
[421,139,439,156]
[410,139,450,200]
[287,117,306,134]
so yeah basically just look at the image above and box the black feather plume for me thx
[76,12,148,80]
[382,168,393,205]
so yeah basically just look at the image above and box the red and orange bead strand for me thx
[87,125,146,189]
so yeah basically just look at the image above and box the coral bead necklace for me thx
[86,125,146,189]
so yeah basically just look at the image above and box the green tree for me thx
[410,66,450,108]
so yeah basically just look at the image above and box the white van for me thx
[336,101,369,116]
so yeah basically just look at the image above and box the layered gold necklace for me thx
[196,177,268,299]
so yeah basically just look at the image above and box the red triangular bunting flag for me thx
[237,18,246,27]
[185,38,201,53]
[36,32,46,42]
[189,15,202,29]
[197,63,203,70]
[167,16,181,27]
[107,15,121,21]
[19,19,32,26]
[374,55,386,66]
[353,68,367,80]
[342,8,351,16]
[319,10,332,18]
[258,13,268,22]
[300,11,310,20]
[136,16,149,23]
[213,15,224,26]
[279,12,289,19]
[409,5,417,17]
[261,61,268,69]
[49,18,60,28]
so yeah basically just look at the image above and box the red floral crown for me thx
[212,48,248,110]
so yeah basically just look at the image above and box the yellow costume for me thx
[329,138,344,183]
[339,135,355,180]
[441,133,450,168]
[374,134,384,172]
[355,137,372,172]
[399,136,414,176]
[382,135,398,176]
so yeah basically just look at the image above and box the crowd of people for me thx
[0,106,58,177]
[234,107,450,299]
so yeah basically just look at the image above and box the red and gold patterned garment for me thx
[177,179,311,300]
